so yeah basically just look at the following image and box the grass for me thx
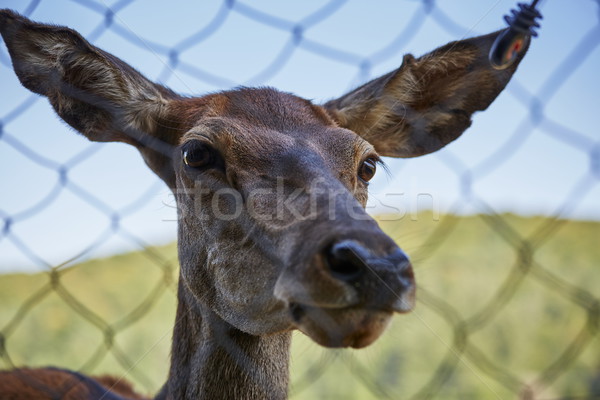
[0,213,598,399]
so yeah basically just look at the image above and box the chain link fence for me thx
[1,0,599,399]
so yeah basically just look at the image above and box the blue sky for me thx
[0,0,599,272]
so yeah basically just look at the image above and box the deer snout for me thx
[322,240,415,312]
[274,238,416,313]
[274,238,416,348]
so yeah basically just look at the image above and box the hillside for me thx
[0,213,598,399]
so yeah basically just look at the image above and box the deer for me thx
[0,8,527,400]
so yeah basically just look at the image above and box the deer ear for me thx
[324,30,528,158]
[0,9,181,186]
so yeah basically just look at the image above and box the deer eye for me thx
[182,141,216,169]
[358,158,377,183]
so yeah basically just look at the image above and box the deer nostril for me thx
[324,241,367,281]
[289,302,304,322]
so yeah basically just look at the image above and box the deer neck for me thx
[159,281,291,400]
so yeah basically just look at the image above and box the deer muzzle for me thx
[274,237,415,348]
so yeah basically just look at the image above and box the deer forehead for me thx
[176,88,375,174]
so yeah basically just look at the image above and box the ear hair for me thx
[324,30,528,158]
[0,9,183,186]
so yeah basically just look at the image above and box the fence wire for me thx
[0,0,599,399]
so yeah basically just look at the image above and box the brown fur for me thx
[0,368,149,399]
[0,9,527,400]
[324,32,528,157]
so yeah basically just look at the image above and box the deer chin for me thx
[290,303,393,349]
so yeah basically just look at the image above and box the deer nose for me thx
[275,238,415,312]
[324,241,368,281]
[324,240,413,281]
[322,240,415,309]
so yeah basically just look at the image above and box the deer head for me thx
[0,9,525,354]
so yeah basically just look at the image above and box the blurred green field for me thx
[0,213,598,399]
